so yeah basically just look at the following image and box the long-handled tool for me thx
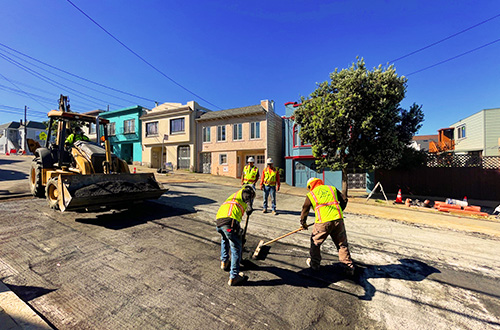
[241,214,250,248]
[252,224,312,260]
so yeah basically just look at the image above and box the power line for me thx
[0,108,47,120]
[0,72,50,111]
[390,13,500,63]
[0,42,157,104]
[0,47,140,105]
[0,52,125,108]
[406,37,500,76]
[65,0,221,110]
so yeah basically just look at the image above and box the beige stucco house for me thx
[140,101,210,170]
[196,100,283,178]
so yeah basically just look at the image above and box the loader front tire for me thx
[29,158,45,198]
[46,178,60,210]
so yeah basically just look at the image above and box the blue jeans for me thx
[263,185,276,211]
[217,224,242,279]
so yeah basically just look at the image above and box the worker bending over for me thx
[216,185,256,286]
[241,157,260,188]
[300,178,355,276]
[260,158,280,215]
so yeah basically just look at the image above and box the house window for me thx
[203,126,211,142]
[219,153,227,165]
[170,118,185,134]
[108,122,116,136]
[250,122,260,139]
[123,119,135,134]
[457,125,466,139]
[217,125,226,142]
[233,123,242,141]
[257,155,265,164]
[146,122,158,137]
[89,123,96,134]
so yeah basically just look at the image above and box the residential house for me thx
[82,109,106,142]
[451,108,500,156]
[196,100,282,178]
[140,101,210,169]
[0,121,46,154]
[412,135,438,151]
[283,102,342,189]
[100,106,147,164]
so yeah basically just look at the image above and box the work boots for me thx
[220,260,230,271]
[228,273,248,286]
[306,258,320,271]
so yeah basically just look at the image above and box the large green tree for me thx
[294,58,424,196]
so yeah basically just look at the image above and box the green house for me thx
[100,106,147,164]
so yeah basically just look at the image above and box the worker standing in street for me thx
[241,157,260,188]
[216,185,256,286]
[300,178,355,276]
[65,127,89,146]
[260,158,280,215]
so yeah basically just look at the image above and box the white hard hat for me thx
[247,157,255,163]
[266,158,273,164]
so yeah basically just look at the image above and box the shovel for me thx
[252,224,312,260]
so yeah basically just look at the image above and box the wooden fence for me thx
[375,167,500,201]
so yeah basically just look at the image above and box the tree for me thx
[294,58,424,196]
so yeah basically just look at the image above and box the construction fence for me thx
[375,154,500,201]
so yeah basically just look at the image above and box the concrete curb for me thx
[0,282,53,330]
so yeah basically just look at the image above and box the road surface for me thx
[0,156,499,329]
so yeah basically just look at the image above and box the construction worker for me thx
[65,127,89,146]
[216,185,256,286]
[241,157,260,188]
[300,178,355,276]
[260,158,280,215]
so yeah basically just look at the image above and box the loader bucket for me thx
[57,173,167,212]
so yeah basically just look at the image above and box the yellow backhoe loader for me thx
[28,95,166,212]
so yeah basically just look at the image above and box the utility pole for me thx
[24,105,27,152]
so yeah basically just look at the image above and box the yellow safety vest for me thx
[263,167,277,186]
[66,133,89,145]
[307,185,343,223]
[243,165,259,184]
[216,189,248,223]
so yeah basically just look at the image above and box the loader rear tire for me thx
[46,178,60,210]
[29,158,45,198]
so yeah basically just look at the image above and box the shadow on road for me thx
[244,258,440,301]
[75,201,197,229]
[0,158,23,166]
[0,168,28,181]
[3,282,56,301]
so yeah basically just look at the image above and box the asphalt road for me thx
[0,155,499,329]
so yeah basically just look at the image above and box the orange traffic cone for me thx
[133,167,137,174]
[395,189,403,204]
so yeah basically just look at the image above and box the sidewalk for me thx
[142,165,500,239]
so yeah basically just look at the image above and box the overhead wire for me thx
[65,0,221,110]
[406,37,500,76]
[0,42,157,104]
[0,72,50,111]
[390,12,500,63]
[0,47,140,105]
[0,52,125,108]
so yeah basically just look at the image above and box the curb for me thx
[0,281,53,329]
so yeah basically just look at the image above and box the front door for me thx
[201,152,211,174]
[121,144,133,164]
[178,145,190,169]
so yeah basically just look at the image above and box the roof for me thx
[413,135,438,141]
[26,121,46,129]
[196,104,265,121]
[100,106,145,118]
[0,122,21,130]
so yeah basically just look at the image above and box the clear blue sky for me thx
[1,0,500,135]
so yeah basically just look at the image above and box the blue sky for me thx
[1,0,500,135]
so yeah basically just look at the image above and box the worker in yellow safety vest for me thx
[299,177,355,276]
[216,185,256,286]
[241,157,260,188]
[259,158,280,215]
[65,127,89,146]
